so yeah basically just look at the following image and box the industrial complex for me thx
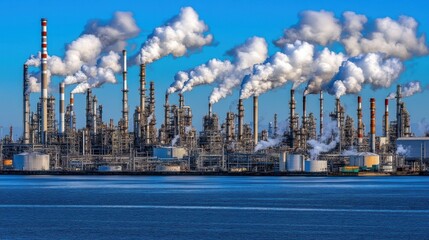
[1,17,428,176]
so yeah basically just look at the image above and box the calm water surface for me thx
[0,175,428,240]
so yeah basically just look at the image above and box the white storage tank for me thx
[305,160,328,172]
[98,165,122,172]
[287,154,304,172]
[13,152,50,171]
[279,151,287,172]
[155,165,181,172]
[153,147,187,159]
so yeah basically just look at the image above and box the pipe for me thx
[41,18,48,144]
[302,95,307,129]
[357,96,363,145]
[238,99,244,141]
[253,95,259,144]
[319,91,323,138]
[59,82,65,134]
[384,98,389,138]
[122,50,128,132]
[23,64,30,144]
[370,98,376,153]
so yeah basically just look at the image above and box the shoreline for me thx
[0,170,426,177]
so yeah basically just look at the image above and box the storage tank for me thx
[3,159,13,168]
[155,165,181,172]
[279,151,287,172]
[13,153,50,171]
[304,160,328,172]
[287,154,304,172]
[349,153,380,168]
[153,147,187,159]
[98,165,122,172]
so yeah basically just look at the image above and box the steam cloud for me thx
[387,81,423,99]
[254,137,282,152]
[396,144,410,156]
[307,120,339,160]
[138,7,213,64]
[168,37,268,104]
[325,53,403,98]
[25,12,139,93]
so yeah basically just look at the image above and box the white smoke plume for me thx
[25,12,139,93]
[387,81,423,99]
[67,51,121,94]
[274,10,342,47]
[254,137,282,152]
[167,36,268,101]
[240,40,314,99]
[171,135,180,147]
[417,118,429,137]
[304,48,346,95]
[138,7,213,64]
[307,120,339,160]
[396,144,410,156]
[325,53,403,98]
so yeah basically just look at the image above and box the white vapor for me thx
[396,144,410,156]
[307,120,339,160]
[254,137,282,152]
[387,81,423,99]
[325,53,403,98]
[138,7,213,64]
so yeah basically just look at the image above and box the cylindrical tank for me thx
[13,153,50,171]
[98,165,122,172]
[305,160,328,172]
[279,152,287,172]
[3,159,13,167]
[349,153,380,168]
[156,165,181,172]
[287,154,304,172]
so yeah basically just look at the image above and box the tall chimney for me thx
[289,89,296,148]
[336,97,341,129]
[319,91,323,138]
[274,113,278,137]
[69,93,74,130]
[208,102,213,117]
[92,97,98,135]
[370,98,376,153]
[122,50,129,132]
[23,64,30,144]
[179,93,184,109]
[357,96,363,145]
[384,98,389,138]
[238,98,244,141]
[164,93,170,131]
[396,84,402,138]
[140,63,146,120]
[59,82,65,135]
[86,89,93,129]
[40,18,48,144]
[302,95,307,129]
[253,95,259,144]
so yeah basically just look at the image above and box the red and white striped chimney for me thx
[370,98,376,153]
[41,18,48,144]
[59,82,65,134]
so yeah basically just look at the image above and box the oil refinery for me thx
[1,14,428,176]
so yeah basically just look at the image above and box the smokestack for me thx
[164,93,170,131]
[122,50,129,132]
[336,97,341,129]
[238,99,244,141]
[384,98,389,138]
[140,63,146,120]
[86,89,93,129]
[319,91,323,138]
[274,113,278,137]
[69,93,75,131]
[23,64,30,144]
[357,96,363,145]
[40,18,48,144]
[396,84,402,138]
[93,97,98,135]
[59,82,65,135]
[179,93,184,109]
[208,102,213,117]
[9,126,13,142]
[302,95,307,129]
[289,89,296,148]
[370,98,376,153]
[253,95,259,144]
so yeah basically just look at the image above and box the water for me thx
[0,176,428,240]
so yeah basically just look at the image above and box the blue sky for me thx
[1,0,429,139]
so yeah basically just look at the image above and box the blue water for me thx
[0,176,428,240]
